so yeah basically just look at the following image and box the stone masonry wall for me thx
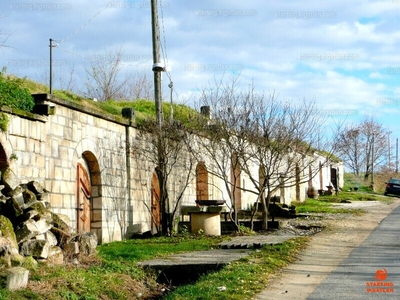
[0,94,343,244]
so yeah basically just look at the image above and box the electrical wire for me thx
[58,0,116,45]
[159,0,171,83]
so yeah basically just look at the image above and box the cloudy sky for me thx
[1,0,400,141]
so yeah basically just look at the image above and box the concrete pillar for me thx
[191,212,221,236]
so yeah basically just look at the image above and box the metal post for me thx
[169,81,173,123]
[49,38,53,95]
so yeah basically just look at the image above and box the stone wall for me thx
[0,94,343,244]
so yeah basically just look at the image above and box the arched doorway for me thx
[0,144,8,169]
[196,162,209,201]
[151,172,161,233]
[75,151,102,241]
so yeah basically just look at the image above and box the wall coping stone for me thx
[32,94,135,127]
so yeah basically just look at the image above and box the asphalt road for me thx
[307,205,400,299]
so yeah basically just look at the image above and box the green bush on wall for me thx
[0,113,9,132]
[0,67,35,111]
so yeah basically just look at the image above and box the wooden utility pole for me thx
[151,0,169,235]
[397,138,399,173]
[151,0,163,129]
[371,133,375,191]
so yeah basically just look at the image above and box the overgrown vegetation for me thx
[163,237,309,300]
[3,175,392,299]
[2,235,308,300]
[0,71,197,126]
[0,68,35,111]
[293,198,365,215]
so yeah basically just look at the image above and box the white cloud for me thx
[1,0,400,135]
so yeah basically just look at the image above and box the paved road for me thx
[308,205,400,299]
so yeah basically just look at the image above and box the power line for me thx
[158,0,171,82]
[58,0,116,45]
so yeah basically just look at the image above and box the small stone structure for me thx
[0,167,97,290]
[182,200,227,236]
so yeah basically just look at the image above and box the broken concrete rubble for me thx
[0,167,98,290]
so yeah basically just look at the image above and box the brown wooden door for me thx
[77,163,91,232]
[196,162,209,201]
[151,173,161,233]
[330,167,337,188]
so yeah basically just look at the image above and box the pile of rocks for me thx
[0,167,97,290]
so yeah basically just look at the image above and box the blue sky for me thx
[1,0,400,142]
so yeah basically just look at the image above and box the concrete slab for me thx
[218,235,293,249]
[137,234,295,285]
[138,249,252,268]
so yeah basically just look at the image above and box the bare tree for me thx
[101,137,130,240]
[85,47,131,101]
[336,117,388,180]
[42,64,77,92]
[132,118,196,235]
[85,48,155,101]
[129,69,154,100]
[192,76,334,230]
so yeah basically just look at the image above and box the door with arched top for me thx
[77,162,91,232]
[196,162,209,201]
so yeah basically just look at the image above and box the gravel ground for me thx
[256,199,400,300]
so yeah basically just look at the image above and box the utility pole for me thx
[151,0,163,129]
[388,131,391,170]
[49,38,55,95]
[151,0,168,235]
[371,133,375,192]
[397,138,399,174]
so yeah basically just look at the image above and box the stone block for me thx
[20,240,50,259]
[27,181,44,194]
[47,246,64,265]
[0,267,29,291]
[1,168,21,195]
[64,242,80,256]
[78,232,98,255]
[15,219,41,243]
[23,189,37,205]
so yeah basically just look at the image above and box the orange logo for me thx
[366,268,394,293]
[374,268,388,281]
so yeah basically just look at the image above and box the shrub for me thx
[0,68,35,111]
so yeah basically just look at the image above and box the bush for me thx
[0,68,35,111]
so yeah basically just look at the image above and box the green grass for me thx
[5,74,198,126]
[293,188,394,215]
[98,235,227,262]
[293,198,363,215]
[4,189,382,299]
[3,235,308,300]
[163,237,309,300]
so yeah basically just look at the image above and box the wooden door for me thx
[151,173,161,233]
[330,167,337,188]
[196,162,209,201]
[77,163,91,232]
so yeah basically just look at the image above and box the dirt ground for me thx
[255,199,400,300]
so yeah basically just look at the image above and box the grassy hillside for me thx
[0,73,198,125]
